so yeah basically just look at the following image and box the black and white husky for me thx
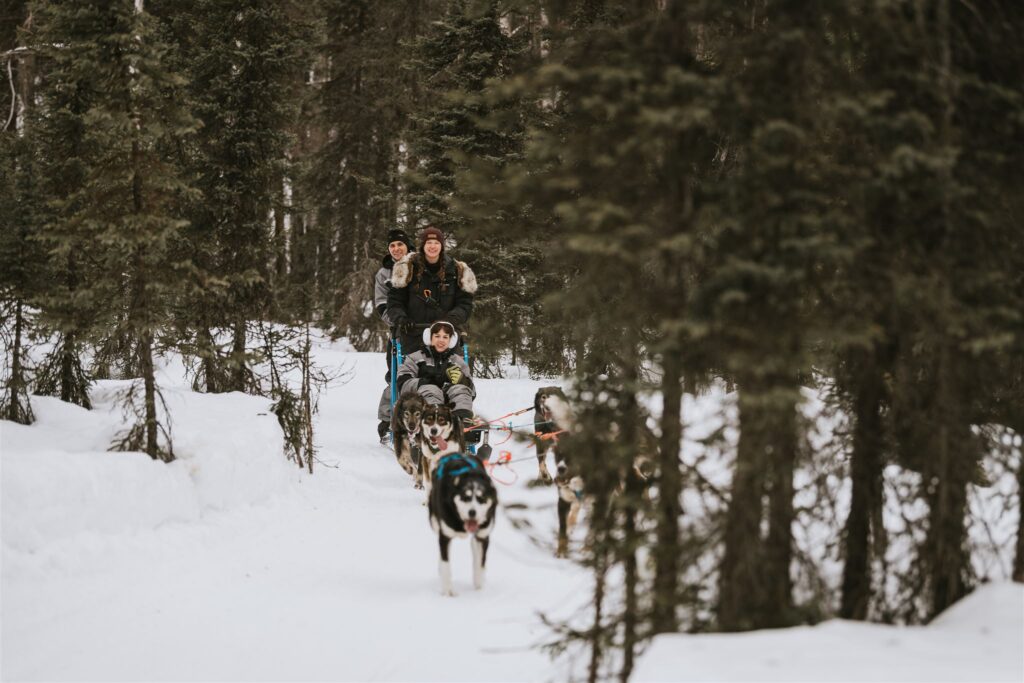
[416,404,466,494]
[429,453,497,596]
[391,393,427,477]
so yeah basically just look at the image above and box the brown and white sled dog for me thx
[416,404,466,494]
[532,386,581,556]
[429,452,497,596]
[534,386,570,484]
[391,393,427,477]
[533,386,656,558]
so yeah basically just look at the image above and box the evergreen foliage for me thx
[405,0,543,372]
[30,0,199,460]
[152,0,309,392]
[0,131,44,423]
[2,0,1022,674]
[302,0,430,345]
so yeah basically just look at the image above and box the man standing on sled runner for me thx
[396,320,475,426]
[375,229,415,442]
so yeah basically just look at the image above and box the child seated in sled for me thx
[396,320,479,436]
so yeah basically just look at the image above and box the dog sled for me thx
[387,324,489,456]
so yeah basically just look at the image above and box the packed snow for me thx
[2,336,1021,682]
[635,582,1023,682]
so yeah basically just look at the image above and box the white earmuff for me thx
[423,324,459,350]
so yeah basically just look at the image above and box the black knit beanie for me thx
[386,229,414,250]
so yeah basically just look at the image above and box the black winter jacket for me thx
[387,253,477,352]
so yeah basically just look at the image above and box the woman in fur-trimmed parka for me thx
[387,226,477,354]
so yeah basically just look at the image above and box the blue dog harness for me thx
[434,453,482,480]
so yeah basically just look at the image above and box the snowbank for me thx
[1,382,297,554]
[634,582,1024,682]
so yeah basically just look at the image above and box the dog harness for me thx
[434,453,482,480]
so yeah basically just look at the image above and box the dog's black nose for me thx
[467,509,477,518]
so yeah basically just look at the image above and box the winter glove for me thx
[445,365,463,385]
[419,363,445,387]
[392,317,410,338]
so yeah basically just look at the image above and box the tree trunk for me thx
[59,254,91,408]
[1014,456,1024,583]
[651,353,684,634]
[923,0,969,620]
[4,299,32,424]
[272,170,288,311]
[230,317,248,392]
[763,388,797,627]
[924,453,970,617]
[840,352,885,619]
[139,328,166,461]
[587,521,608,683]
[620,488,639,683]
[717,385,767,631]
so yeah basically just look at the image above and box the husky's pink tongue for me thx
[464,519,480,533]
[432,435,448,450]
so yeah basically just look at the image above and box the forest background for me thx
[2,1,1022,681]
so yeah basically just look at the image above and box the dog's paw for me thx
[556,538,569,559]
[442,587,457,597]
[414,481,424,490]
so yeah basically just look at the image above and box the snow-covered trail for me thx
[9,341,1019,682]
[2,348,586,682]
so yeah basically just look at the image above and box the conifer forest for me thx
[2,1,1023,679]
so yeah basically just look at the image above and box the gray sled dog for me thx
[391,392,427,477]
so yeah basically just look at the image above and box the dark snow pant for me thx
[378,340,397,422]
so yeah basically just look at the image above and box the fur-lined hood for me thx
[391,253,478,295]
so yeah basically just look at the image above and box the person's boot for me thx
[377,420,390,445]
[453,409,482,444]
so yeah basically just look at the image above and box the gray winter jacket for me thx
[396,347,475,396]
[373,255,397,325]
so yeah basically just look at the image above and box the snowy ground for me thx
[2,336,1022,682]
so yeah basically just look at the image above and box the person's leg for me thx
[377,340,395,441]
[446,385,479,444]
[417,384,444,406]
[377,386,392,422]
[446,384,474,416]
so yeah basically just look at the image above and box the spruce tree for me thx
[152,0,307,391]
[31,0,197,460]
[301,0,432,344]
[478,0,729,672]
[404,0,541,369]
[0,131,46,424]
[701,0,843,631]
[1,4,42,424]
[28,0,109,407]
